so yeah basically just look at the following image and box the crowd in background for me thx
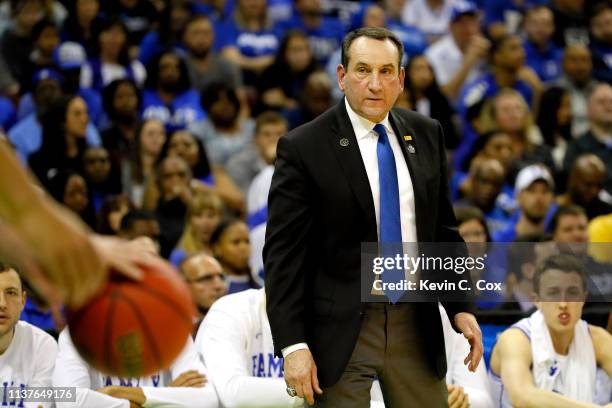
[0,0,611,384]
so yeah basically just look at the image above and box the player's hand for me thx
[454,312,483,372]
[465,35,490,63]
[170,370,208,387]
[447,384,470,408]
[284,348,323,405]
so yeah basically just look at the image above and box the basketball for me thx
[67,263,194,378]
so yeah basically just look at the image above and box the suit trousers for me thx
[311,303,448,407]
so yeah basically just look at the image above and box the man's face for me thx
[570,166,605,205]
[113,82,139,120]
[450,14,480,49]
[494,36,526,71]
[33,79,62,110]
[518,181,553,223]
[483,133,515,170]
[0,270,25,339]
[554,214,589,243]
[183,19,214,58]
[182,257,226,313]
[471,163,505,210]
[63,174,89,214]
[563,46,592,86]
[591,9,612,44]
[83,147,111,183]
[36,26,60,56]
[159,158,190,200]
[524,8,554,46]
[337,36,404,123]
[587,84,612,128]
[254,122,287,164]
[535,269,585,334]
[158,54,181,92]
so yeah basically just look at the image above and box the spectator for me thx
[564,83,612,196]
[283,70,332,130]
[489,254,612,407]
[189,82,255,167]
[383,0,428,59]
[28,94,97,188]
[118,209,161,245]
[96,193,133,235]
[164,129,245,213]
[550,0,589,47]
[101,79,141,167]
[102,0,159,48]
[425,0,489,101]
[536,86,572,171]
[258,29,319,112]
[216,0,283,83]
[81,146,122,212]
[26,19,61,85]
[210,219,258,294]
[401,0,455,44]
[398,55,459,148]
[138,0,191,65]
[0,263,58,408]
[227,111,288,193]
[558,154,612,220]
[554,43,598,138]
[180,253,227,335]
[60,0,102,53]
[589,2,612,84]
[80,18,147,91]
[493,164,555,242]
[483,0,538,38]
[454,206,495,289]
[522,5,563,83]
[283,0,345,66]
[122,118,166,207]
[52,328,219,407]
[47,170,96,228]
[141,51,205,130]
[170,190,224,267]
[182,15,242,93]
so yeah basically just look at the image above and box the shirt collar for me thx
[344,97,392,140]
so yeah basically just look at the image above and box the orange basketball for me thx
[67,263,194,377]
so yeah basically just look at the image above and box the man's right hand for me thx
[284,348,323,405]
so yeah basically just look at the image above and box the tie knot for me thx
[374,123,387,136]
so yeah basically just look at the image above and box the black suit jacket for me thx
[264,100,473,387]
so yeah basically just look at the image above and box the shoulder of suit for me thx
[391,106,440,129]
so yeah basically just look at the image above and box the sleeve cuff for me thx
[281,343,309,358]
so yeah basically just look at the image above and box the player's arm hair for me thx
[497,328,600,408]
[590,324,612,378]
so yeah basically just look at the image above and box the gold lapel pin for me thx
[403,135,413,141]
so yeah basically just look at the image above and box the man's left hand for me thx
[454,312,483,372]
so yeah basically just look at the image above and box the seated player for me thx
[0,263,58,408]
[489,254,612,407]
[53,328,219,407]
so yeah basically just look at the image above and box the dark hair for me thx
[454,205,492,242]
[550,205,587,234]
[31,18,57,42]
[0,261,23,290]
[255,110,288,133]
[404,54,442,104]
[489,33,516,60]
[157,0,192,47]
[144,51,191,93]
[536,86,571,147]
[102,78,142,121]
[120,209,157,232]
[210,218,245,246]
[97,193,134,234]
[92,17,131,66]
[341,27,404,70]
[590,1,612,23]
[131,118,166,183]
[274,29,314,68]
[533,253,587,294]
[162,130,212,179]
[47,170,97,227]
[200,82,240,113]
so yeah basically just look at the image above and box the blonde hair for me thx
[176,191,224,255]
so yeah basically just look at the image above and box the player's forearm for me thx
[55,389,129,408]
[215,376,299,408]
[141,386,219,408]
[509,386,600,408]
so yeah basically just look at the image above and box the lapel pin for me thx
[408,145,416,154]
[404,135,413,141]
[339,138,350,147]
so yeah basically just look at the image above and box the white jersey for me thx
[195,289,302,408]
[425,34,483,88]
[247,165,274,287]
[0,321,58,408]
[52,329,218,408]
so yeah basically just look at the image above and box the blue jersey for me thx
[141,89,206,130]
[0,96,15,132]
[215,19,282,58]
[282,15,345,65]
[524,40,562,82]
[387,19,428,58]
[485,0,549,27]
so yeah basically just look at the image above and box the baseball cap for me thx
[450,0,478,22]
[514,164,554,195]
[31,68,63,87]
[53,42,86,70]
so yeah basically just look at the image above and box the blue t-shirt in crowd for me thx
[215,19,283,58]
[484,0,549,27]
[524,40,562,82]
[281,15,345,65]
[16,88,103,126]
[141,89,206,131]
[387,18,428,58]
[591,40,612,84]
[0,96,15,131]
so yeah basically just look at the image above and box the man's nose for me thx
[368,72,383,91]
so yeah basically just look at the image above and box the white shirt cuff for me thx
[281,343,309,358]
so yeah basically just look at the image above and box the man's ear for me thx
[398,66,405,91]
[337,64,346,92]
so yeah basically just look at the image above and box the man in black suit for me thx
[264,27,484,407]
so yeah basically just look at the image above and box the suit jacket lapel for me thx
[328,102,377,240]
[388,109,428,242]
